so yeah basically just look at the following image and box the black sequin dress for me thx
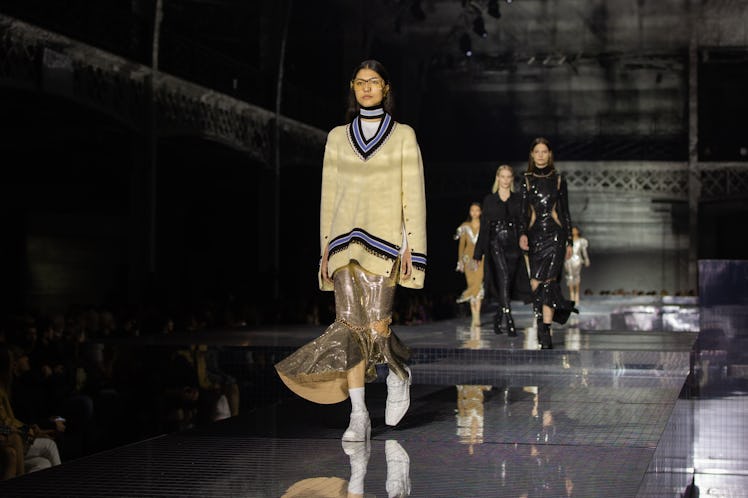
[519,170,577,324]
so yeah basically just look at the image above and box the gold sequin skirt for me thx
[275,260,411,404]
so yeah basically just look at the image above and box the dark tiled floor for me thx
[1,297,746,497]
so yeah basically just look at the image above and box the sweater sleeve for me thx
[400,126,428,289]
[318,130,338,291]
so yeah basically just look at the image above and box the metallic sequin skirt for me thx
[528,221,566,282]
[275,260,411,404]
[528,221,578,324]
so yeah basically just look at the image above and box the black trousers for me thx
[488,237,521,313]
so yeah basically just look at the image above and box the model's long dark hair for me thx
[526,137,555,174]
[345,59,396,122]
[465,201,481,222]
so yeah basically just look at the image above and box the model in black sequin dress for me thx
[519,138,577,349]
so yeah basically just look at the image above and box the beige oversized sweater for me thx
[319,120,427,290]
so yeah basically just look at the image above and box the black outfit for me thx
[519,170,577,348]
[474,191,528,335]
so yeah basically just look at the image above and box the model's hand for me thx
[401,248,413,279]
[320,245,333,284]
[455,261,464,273]
[585,261,591,268]
[519,235,529,251]
[565,245,573,260]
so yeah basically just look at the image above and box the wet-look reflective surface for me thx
[1,295,745,497]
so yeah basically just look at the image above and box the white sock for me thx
[349,387,367,413]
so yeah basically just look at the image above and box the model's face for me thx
[469,204,482,219]
[352,68,387,109]
[497,169,514,190]
[531,143,551,168]
[572,227,580,238]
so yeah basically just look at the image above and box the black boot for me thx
[538,323,553,349]
[503,307,517,337]
[493,309,504,335]
[532,287,544,324]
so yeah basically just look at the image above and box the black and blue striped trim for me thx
[410,252,428,271]
[328,228,428,270]
[328,228,399,260]
[346,114,396,161]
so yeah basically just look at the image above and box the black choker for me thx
[359,105,385,119]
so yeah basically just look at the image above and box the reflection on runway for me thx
[281,440,411,498]
[2,295,747,497]
[455,384,491,451]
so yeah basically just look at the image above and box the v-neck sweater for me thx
[319,121,427,290]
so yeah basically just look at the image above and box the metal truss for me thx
[0,14,326,167]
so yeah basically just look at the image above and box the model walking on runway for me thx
[518,138,577,349]
[275,59,427,445]
[473,165,526,336]
[564,226,591,304]
[454,202,484,328]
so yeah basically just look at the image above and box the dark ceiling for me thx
[1,0,747,161]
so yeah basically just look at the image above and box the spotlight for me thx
[459,33,472,56]
[488,0,501,18]
[472,15,487,37]
[410,0,426,21]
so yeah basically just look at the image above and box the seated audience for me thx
[0,346,62,473]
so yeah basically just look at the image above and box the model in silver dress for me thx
[564,226,590,303]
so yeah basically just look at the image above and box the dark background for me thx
[1,0,746,327]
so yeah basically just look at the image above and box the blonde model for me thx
[473,165,525,336]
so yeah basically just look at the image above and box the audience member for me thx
[0,346,62,473]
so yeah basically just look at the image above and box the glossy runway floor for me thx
[1,296,747,497]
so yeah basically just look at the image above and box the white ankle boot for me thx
[385,366,411,426]
[342,410,371,441]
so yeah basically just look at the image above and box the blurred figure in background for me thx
[564,226,591,304]
[454,201,484,328]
